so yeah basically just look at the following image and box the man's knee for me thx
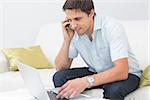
[53,70,68,87]
[103,84,124,100]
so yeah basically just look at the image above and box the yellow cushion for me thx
[2,45,53,71]
[139,65,150,88]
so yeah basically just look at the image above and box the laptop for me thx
[16,61,90,100]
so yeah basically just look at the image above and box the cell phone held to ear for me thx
[65,23,74,31]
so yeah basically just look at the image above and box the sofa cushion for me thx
[36,23,63,67]
[125,86,150,100]
[0,68,56,92]
[2,45,52,71]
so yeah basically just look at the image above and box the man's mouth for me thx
[75,27,81,32]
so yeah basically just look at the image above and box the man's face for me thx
[64,9,94,36]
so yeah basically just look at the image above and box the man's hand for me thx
[56,77,88,99]
[62,18,75,42]
[55,18,75,70]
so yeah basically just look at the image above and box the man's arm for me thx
[55,40,73,71]
[55,18,75,71]
[90,18,129,86]
[85,58,129,87]
[56,57,129,99]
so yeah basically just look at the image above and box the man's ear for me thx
[89,9,95,18]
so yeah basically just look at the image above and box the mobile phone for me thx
[65,23,74,31]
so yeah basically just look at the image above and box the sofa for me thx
[0,19,149,100]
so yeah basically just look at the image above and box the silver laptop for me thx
[16,61,90,100]
[16,61,69,100]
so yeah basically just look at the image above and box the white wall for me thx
[0,0,149,48]
[1,3,65,48]
[0,1,66,48]
[94,0,148,20]
[0,3,3,48]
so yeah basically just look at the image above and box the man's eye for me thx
[75,18,81,21]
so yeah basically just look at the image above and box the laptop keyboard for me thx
[47,91,69,100]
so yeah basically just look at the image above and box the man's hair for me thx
[63,0,95,15]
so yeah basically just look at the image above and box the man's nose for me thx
[70,21,77,29]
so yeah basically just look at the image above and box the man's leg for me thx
[103,73,140,100]
[53,67,95,87]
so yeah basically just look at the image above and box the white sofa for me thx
[0,20,149,100]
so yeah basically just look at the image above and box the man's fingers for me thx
[62,17,69,23]
[69,91,77,98]
[58,84,71,97]
[62,17,70,27]
[62,89,73,99]
[62,21,70,27]
[59,81,69,92]
[57,81,69,98]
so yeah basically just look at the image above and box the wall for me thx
[0,1,65,48]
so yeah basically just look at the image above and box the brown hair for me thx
[63,0,95,15]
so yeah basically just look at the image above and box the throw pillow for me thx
[139,65,150,88]
[1,45,53,71]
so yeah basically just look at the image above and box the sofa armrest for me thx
[0,52,9,73]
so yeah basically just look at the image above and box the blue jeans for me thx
[53,67,140,100]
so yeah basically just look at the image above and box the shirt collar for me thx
[93,14,102,31]
[75,14,102,40]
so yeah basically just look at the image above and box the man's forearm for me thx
[93,65,128,87]
[83,58,129,88]
[55,40,71,71]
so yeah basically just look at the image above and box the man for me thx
[53,0,142,100]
